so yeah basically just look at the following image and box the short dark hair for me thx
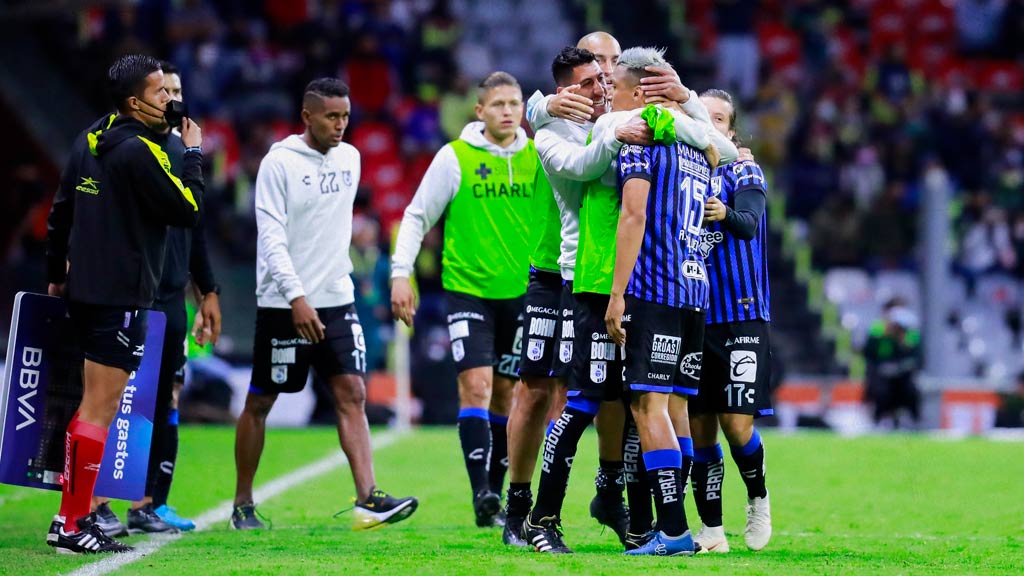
[304,77,350,99]
[700,88,740,144]
[160,60,179,77]
[108,54,162,111]
[477,71,520,103]
[551,46,596,86]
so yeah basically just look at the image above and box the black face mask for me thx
[164,99,187,129]
[137,98,187,129]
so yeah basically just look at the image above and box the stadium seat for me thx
[874,270,920,309]
[824,267,873,306]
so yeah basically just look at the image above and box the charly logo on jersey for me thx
[559,341,573,364]
[527,338,545,361]
[680,352,702,380]
[682,260,707,281]
[698,229,725,259]
[271,365,288,384]
[590,361,607,383]
[730,350,757,383]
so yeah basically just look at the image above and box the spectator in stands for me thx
[994,371,1024,428]
[714,0,760,103]
[351,214,391,372]
[809,193,863,268]
[864,302,922,429]
[955,0,1008,56]
[864,181,916,271]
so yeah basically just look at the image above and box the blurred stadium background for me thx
[0,0,1022,435]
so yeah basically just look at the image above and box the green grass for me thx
[1,428,1022,575]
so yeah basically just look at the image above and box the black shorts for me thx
[250,304,365,395]
[446,290,524,379]
[569,292,624,402]
[68,302,149,373]
[622,296,705,396]
[519,270,573,379]
[690,320,774,417]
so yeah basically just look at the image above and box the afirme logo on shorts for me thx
[529,317,556,338]
[271,347,296,364]
[650,334,682,365]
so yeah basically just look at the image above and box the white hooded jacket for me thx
[255,134,360,309]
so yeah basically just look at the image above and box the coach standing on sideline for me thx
[44,54,205,554]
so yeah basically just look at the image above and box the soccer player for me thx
[391,72,538,527]
[604,47,713,557]
[44,54,205,553]
[689,89,773,553]
[505,44,634,548]
[232,78,417,531]
[522,42,736,553]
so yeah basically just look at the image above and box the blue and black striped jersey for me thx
[700,160,771,324]
[618,142,711,310]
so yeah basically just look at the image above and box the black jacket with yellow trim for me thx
[48,115,204,308]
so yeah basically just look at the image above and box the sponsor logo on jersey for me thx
[448,311,486,322]
[271,347,296,365]
[449,320,470,341]
[591,341,616,361]
[730,350,757,383]
[682,260,707,281]
[272,338,311,346]
[529,317,556,338]
[76,176,100,195]
[650,334,681,365]
[527,305,558,316]
[680,352,702,380]
[698,229,724,259]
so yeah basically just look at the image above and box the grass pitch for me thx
[1,427,1021,575]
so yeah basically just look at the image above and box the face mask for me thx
[137,98,187,129]
[164,100,187,129]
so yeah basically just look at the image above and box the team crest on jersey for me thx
[711,176,723,198]
[452,339,465,362]
[527,338,545,361]
[559,341,573,364]
[590,361,607,383]
[271,365,288,384]
[341,170,352,186]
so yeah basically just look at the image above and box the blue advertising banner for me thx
[0,292,163,500]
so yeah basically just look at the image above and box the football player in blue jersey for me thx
[689,89,772,553]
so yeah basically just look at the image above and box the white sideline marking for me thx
[64,431,402,576]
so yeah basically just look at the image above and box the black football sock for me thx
[457,408,492,496]
[644,449,687,537]
[623,419,653,534]
[692,444,724,528]
[488,412,509,497]
[730,428,767,500]
[529,399,596,522]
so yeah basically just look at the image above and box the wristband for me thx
[185,146,202,154]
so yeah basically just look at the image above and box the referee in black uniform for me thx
[44,54,205,554]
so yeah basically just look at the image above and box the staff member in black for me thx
[121,60,221,534]
[44,54,204,554]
